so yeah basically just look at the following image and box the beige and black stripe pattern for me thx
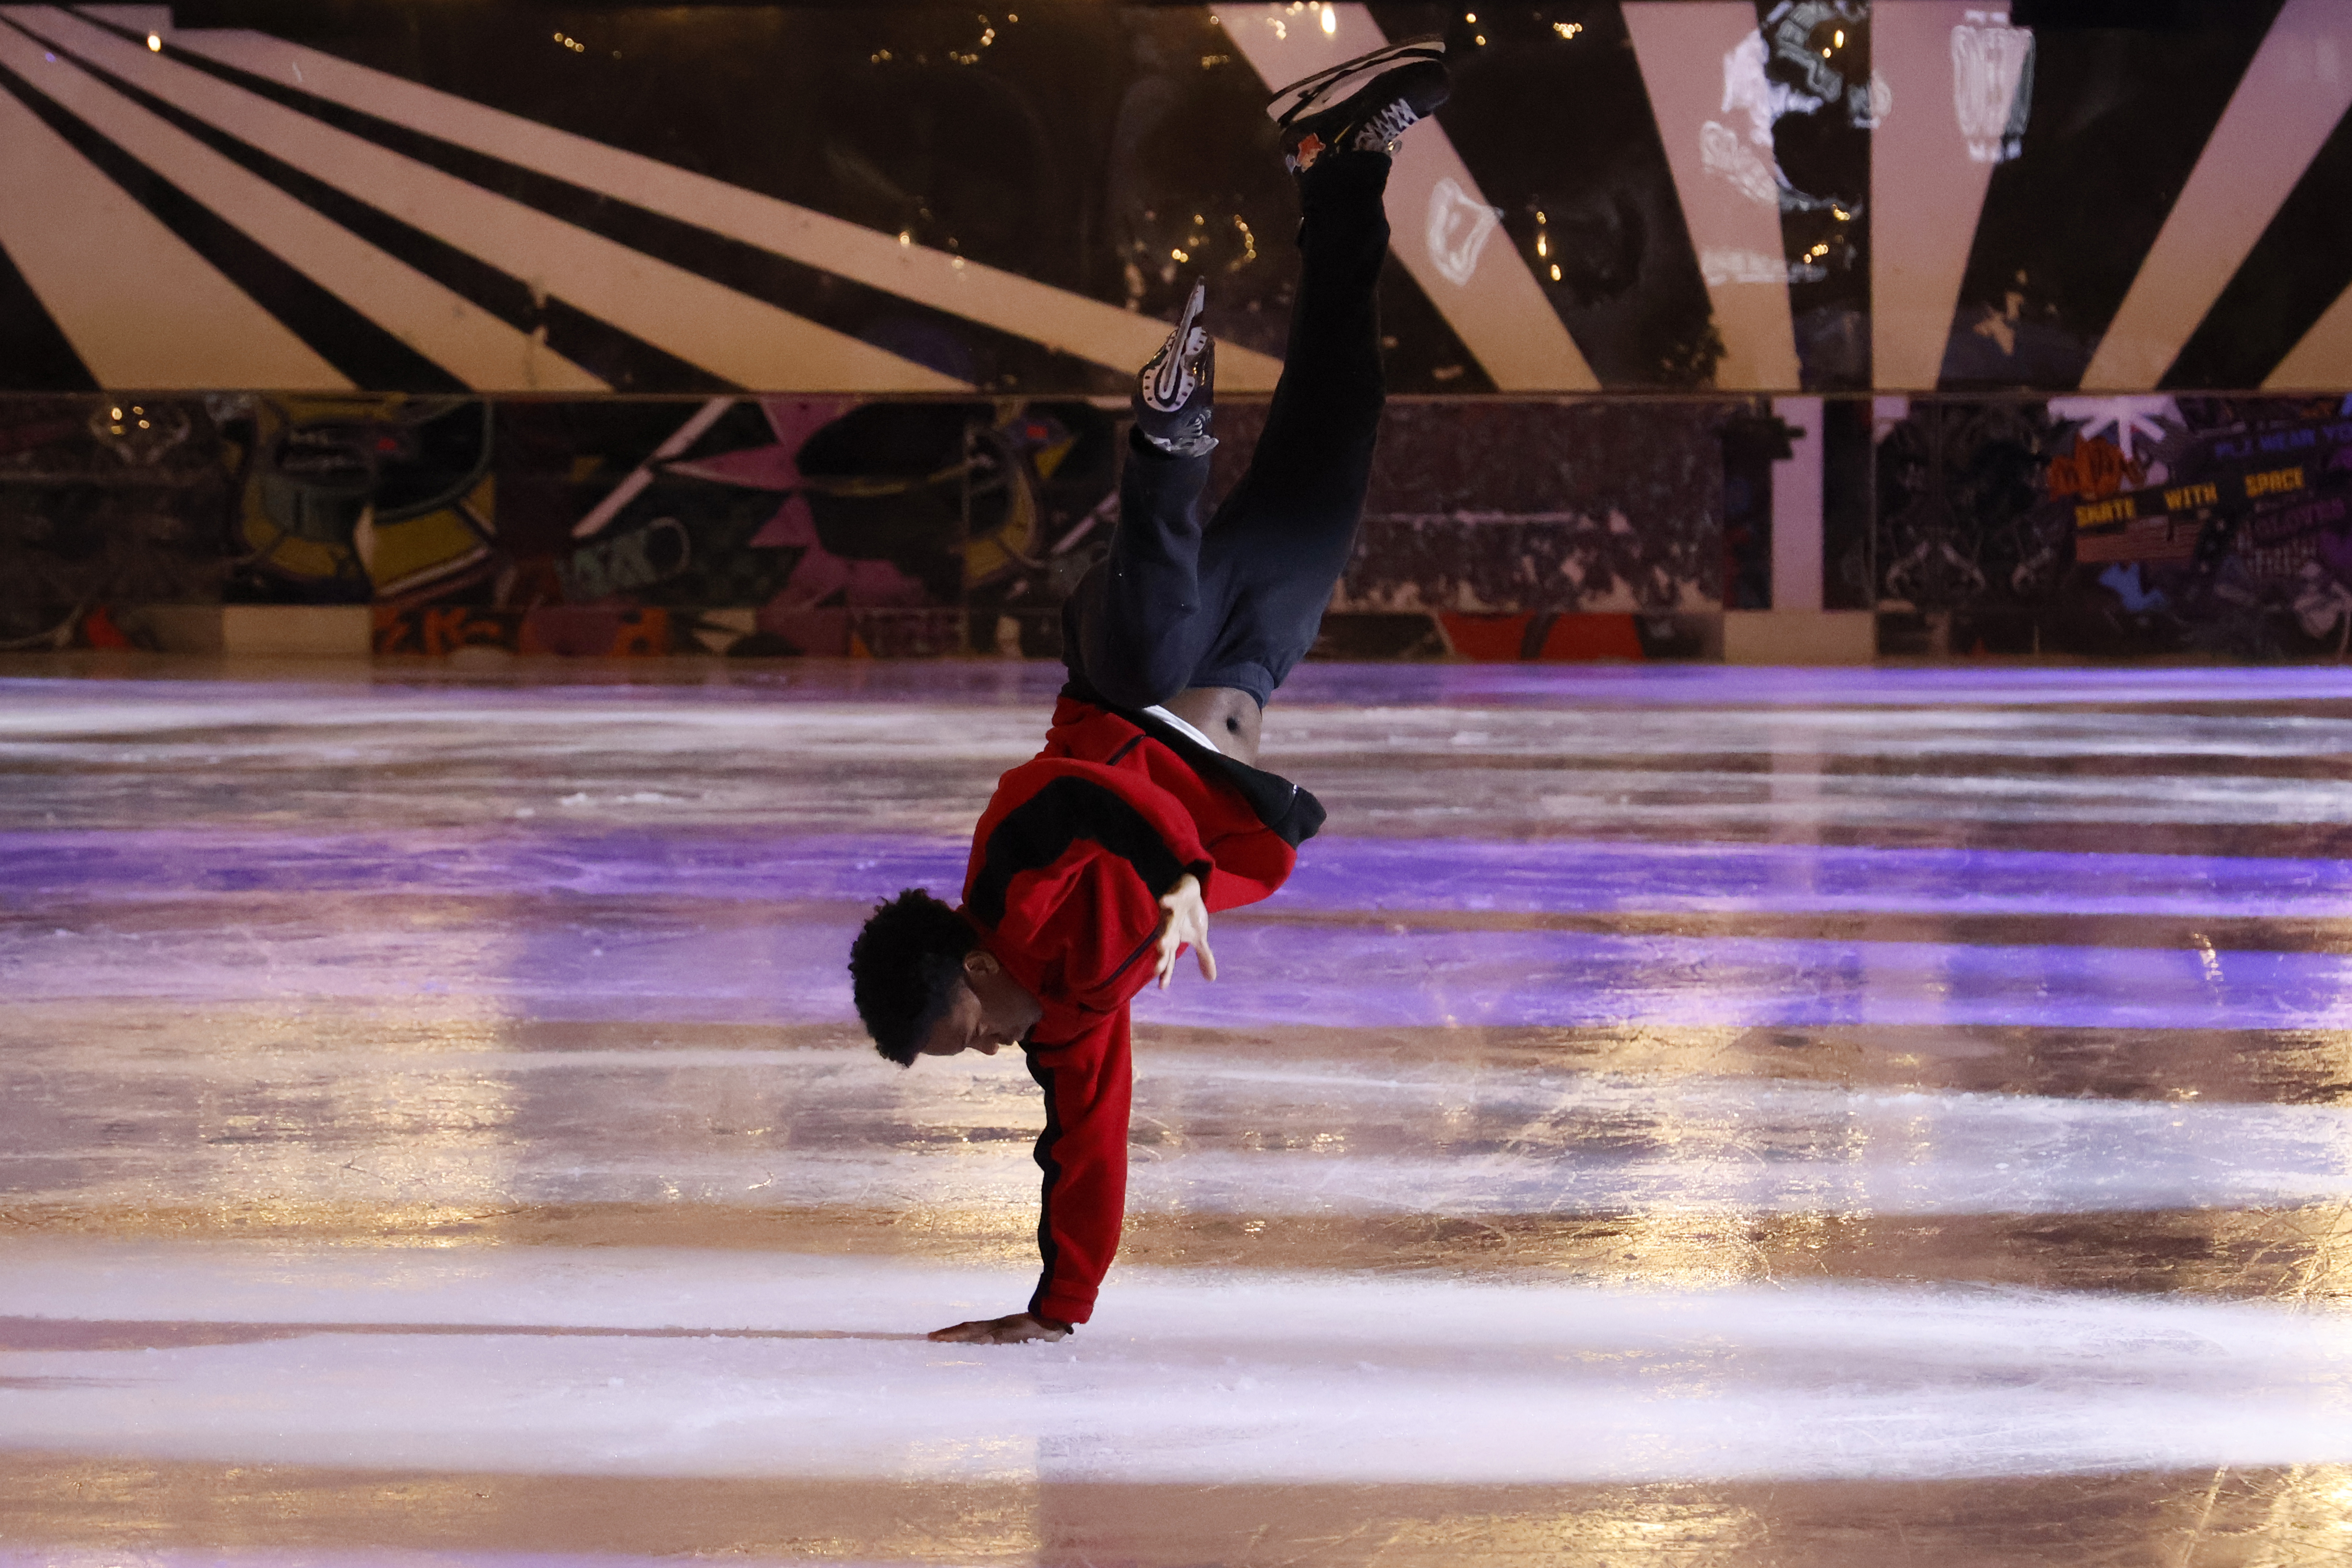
[5,3,2352,394]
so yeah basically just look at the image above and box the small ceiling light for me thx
[146,32,161,50]
[1321,5,1336,34]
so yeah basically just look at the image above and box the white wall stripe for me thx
[1771,394,1824,611]
[2266,278,2352,389]
[133,14,1287,394]
[1211,4,1598,392]
[0,19,605,393]
[2080,0,2352,391]
[1622,2,1803,392]
[1871,2,2027,392]
[0,61,346,389]
[570,397,733,541]
[6,7,963,394]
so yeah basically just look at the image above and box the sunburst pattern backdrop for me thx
[3,2,2352,395]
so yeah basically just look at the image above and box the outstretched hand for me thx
[1153,872,1216,990]
[928,1311,1071,1345]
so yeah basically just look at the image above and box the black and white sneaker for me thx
[1268,37,1449,174]
[1133,278,1216,457]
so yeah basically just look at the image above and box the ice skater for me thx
[847,39,1450,1343]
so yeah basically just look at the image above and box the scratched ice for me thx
[10,1041,2352,1216]
[9,907,2350,1031]
[7,664,2352,1564]
[10,832,2352,918]
[2,1242,2350,1484]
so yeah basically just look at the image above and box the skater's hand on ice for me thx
[927,1312,1071,1345]
[1154,873,1216,990]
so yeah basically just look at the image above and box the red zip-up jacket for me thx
[958,692,1324,1326]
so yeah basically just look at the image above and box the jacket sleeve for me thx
[1023,1012,1132,1326]
[969,760,1212,1004]
[1195,822,1299,914]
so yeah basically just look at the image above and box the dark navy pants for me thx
[1063,153,1389,709]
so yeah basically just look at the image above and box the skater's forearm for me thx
[1022,1014,1133,1325]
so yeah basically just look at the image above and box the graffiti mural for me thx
[225,396,496,605]
[366,395,1125,658]
[8,390,2352,665]
[0,395,235,651]
[1875,393,2352,657]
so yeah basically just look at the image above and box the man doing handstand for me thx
[848,40,1450,1343]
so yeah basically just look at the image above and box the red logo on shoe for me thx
[1290,131,1324,171]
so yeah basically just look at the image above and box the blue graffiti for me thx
[2099,563,2168,614]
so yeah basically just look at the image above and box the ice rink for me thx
[4,660,2352,1565]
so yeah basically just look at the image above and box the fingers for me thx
[1152,890,1212,991]
[928,1315,1068,1345]
[1179,901,1213,982]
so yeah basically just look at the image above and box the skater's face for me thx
[917,980,1003,1057]
[916,950,1037,1059]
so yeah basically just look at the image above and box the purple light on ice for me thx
[7,830,2347,919]
[14,662,2352,716]
[10,915,2351,1032]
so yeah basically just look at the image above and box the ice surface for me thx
[8,830,2350,917]
[0,1557,792,1568]
[2,1241,2348,1484]
[9,673,2352,843]
[10,1036,2352,1217]
[6,663,2352,1561]
[7,900,2348,1029]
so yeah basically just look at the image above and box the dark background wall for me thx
[3,4,2350,659]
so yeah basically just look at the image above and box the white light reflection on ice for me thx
[1,1242,2348,1484]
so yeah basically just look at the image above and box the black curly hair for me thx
[848,888,979,1066]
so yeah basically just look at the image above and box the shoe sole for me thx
[1266,36,1447,126]
[1141,279,1209,414]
